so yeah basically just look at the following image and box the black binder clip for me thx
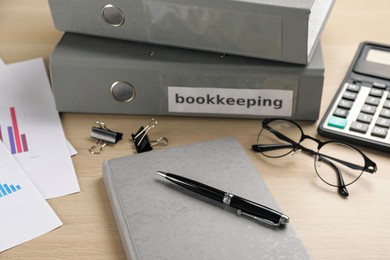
[131,118,168,153]
[89,121,123,154]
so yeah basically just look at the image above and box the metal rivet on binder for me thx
[89,121,123,154]
[131,118,168,153]
[110,81,136,103]
[101,4,125,27]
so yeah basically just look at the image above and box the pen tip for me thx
[156,171,167,178]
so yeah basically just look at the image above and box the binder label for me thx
[168,87,293,116]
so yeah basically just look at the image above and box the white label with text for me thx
[168,87,293,116]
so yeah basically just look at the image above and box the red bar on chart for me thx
[10,107,23,153]
[21,134,29,152]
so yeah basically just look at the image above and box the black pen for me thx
[157,171,289,227]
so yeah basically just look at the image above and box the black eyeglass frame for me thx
[252,118,377,196]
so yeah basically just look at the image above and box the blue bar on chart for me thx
[0,183,22,198]
[7,126,17,154]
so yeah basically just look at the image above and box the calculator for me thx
[318,41,390,153]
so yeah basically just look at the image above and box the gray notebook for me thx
[103,138,310,259]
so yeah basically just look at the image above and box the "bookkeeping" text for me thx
[175,94,283,109]
[167,86,293,117]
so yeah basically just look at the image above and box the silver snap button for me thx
[101,4,125,27]
[110,81,135,102]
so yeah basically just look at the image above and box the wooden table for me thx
[1,0,390,259]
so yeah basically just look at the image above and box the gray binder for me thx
[103,138,310,259]
[48,0,334,64]
[50,33,324,120]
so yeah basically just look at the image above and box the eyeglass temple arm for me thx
[253,143,376,174]
[252,143,316,156]
[251,143,293,152]
[259,126,317,155]
[317,155,349,197]
[264,126,298,145]
[253,125,305,152]
[318,153,376,173]
[252,143,349,197]
[256,125,377,173]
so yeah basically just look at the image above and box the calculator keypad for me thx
[325,80,390,143]
[318,42,390,152]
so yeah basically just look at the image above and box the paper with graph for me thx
[0,58,79,198]
[0,141,62,252]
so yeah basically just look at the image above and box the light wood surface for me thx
[1,0,390,259]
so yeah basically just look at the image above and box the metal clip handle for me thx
[133,118,158,146]
[131,118,168,153]
[89,140,108,154]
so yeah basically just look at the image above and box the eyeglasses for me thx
[252,118,377,197]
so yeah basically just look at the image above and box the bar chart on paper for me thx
[0,106,29,154]
[0,138,63,253]
[0,58,80,200]
[0,182,22,198]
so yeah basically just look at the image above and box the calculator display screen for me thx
[366,49,390,66]
[354,44,390,80]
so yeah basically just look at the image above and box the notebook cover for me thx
[103,138,310,259]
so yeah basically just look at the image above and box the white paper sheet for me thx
[67,140,78,156]
[0,58,80,198]
[0,141,62,252]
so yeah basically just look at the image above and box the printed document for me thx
[0,58,80,198]
[0,141,62,252]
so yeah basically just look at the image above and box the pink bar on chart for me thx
[21,134,29,152]
[10,107,23,153]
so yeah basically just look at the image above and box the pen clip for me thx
[236,209,288,227]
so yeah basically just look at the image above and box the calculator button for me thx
[365,96,381,106]
[357,113,373,124]
[328,116,347,129]
[373,82,387,89]
[361,104,377,115]
[349,121,369,134]
[338,99,354,109]
[346,83,360,92]
[371,126,388,138]
[342,91,358,101]
[383,100,390,109]
[333,108,349,118]
[379,108,390,118]
[376,117,390,128]
[369,88,383,97]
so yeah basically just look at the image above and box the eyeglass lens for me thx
[314,142,365,187]
[257,119,366,187]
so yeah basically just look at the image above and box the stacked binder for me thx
[48,0,335,120]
